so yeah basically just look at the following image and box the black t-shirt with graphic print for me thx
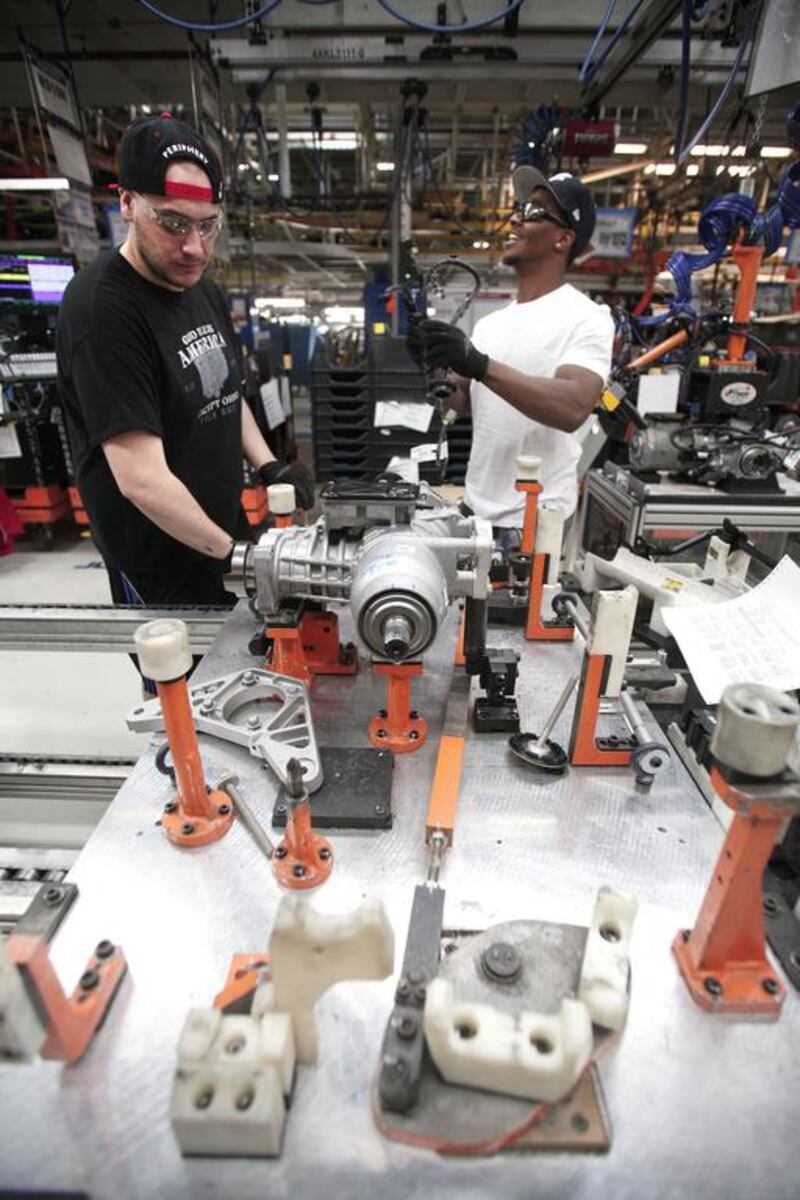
[56,249,243,578]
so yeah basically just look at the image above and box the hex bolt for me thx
[704,976,723,998]
[247,715,261,730]
[181,822,195,836]
[397,1015,418,1040]
[319,847,332,861]
[95,940,115,960]
[762,977,779,995]
[274,845,288,859]
[481,941,522,984]
[293,863,306,878]
[275,803,286,815]
[80,969,100,991]
[395,980,410,1002]
[163,801,177,814]
[217,803,231,816]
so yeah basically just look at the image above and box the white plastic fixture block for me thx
[588,584,638,697]
[534,504,565,580]
[423,980,593,1104]
[170,1007,295,1157]
[270,894,394,1064]
[268,483,296,515]
[578,886,638,1032]
[0,936,45,1062]
[133,618,192,682]
[516,454,541,481]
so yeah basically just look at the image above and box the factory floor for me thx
[0,529,148,759]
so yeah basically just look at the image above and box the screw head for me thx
[397,1015,418,1040]
[377,729,387,739]
[95,940,114,960]
[80,968,99,991]
[163,801,177,814]
[181,822,195,836]
[43,886,63,906]
[293,863,306,878]
[763,895,779,916]
[274,845,287,859]
[408,730,419,741]
[375,804,386,815]
[762,977,779,995]
[217,803,231,816]
[275,803,286,814]
[704,976,723,998]
[318,847,331,861]
[382,1054,407,1078]
[378,709,388,719]
[409,710,419,720]
[247,715,261,729]
[481,941,522,984]
[395,981,410,1002]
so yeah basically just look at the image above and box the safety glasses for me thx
[135,194,223,241]
[512,201,569,228]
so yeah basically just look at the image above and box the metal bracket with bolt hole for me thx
[127,667,323,792]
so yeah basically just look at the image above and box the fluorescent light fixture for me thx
[324,305,364,323]
[267,173,279,182]
[376,161,395,172]
[0,176,70,191]
[472,240,490,249]
[255,296,306,309]
[654,163,676,176]
[762,146,791,158]
[691,144,729,156]
[615,142,647,155]
[686,164,699,176]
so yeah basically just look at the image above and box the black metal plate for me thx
[473,698,520,733]
[13,882,78,942]
[272,746,393,830]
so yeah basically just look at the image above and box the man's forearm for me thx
[127,472,233,559]
[481,360,593,432]
[241,399,275,470]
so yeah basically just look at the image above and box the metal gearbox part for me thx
[127,667,323,792]
[235,484,492,662]
[711,683,800,778]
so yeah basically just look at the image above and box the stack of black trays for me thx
[312,336,474,484]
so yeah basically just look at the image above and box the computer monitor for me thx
[0,253,75,305]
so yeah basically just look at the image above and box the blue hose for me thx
[134,0,284,31]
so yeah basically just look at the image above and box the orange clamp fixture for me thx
[369,661,427,754]
[525,553,575,642]
[134,620,235,848]
[515,462,542,557]
[672,763,798,1016]
[272,757,333,889]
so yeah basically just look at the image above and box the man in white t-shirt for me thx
[411,167,614,527]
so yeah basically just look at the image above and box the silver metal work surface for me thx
[0,605,227,653]
[1,601,798,1198]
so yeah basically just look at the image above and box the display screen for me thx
[0,254,75,305]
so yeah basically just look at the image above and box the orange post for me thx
[8,934,126,1063]
[569,654,633,767]
[727,245,763,365]
[273,758,333,889]
[672,765,795,1016]
[627,328,690,373]
[267,624,313,685]
[516,479,542,557]
[214,953,271,1012]
[156,676,235,846]
[454,605,466,667]
[275,513,293,528]
[525,554,576,642]
[299,610,358,676]
[369,662,427,754]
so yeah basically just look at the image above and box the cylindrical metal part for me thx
[351,532,448,659]
[628,421,683,473]
[619,689,649,746]
[382,613,414,660]
[217,775,275,862]
[711,683,800,777]
[535,672,580,747]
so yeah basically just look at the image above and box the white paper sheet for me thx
[260,379,286,430]
[386,455,419,483]
[662,556,800,703]
[374,401,433,433]
[0,424,22,460]
[410,441,447,463]
[637,372,680,416]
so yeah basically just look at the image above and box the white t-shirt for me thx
[465,284,614,525]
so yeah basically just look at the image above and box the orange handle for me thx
[157,678,214,818]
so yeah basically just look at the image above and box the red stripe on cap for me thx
[164,179,214,202]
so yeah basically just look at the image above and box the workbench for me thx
[1,600,798,1198]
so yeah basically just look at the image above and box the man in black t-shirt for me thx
[57,114,314,607]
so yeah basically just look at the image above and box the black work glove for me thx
[414,318,489,382]
[258,460,315,510]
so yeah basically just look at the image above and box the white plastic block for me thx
[588,585,638,696]
[268,483,295,515]
[534,504,565,580]
[133,618,192,682]
[0,936,45,1062]
[270,895,394,1064]
[424,979,592,1104]
[171,1007,296,1158]
[578,886,638,1031]
[516,454,541,482]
